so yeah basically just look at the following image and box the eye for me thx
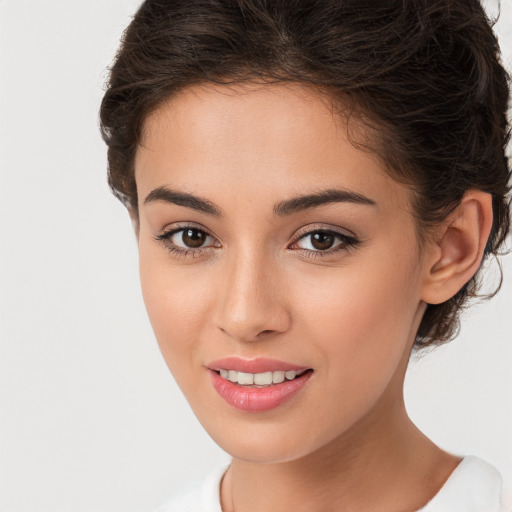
[296,231,339,251]
[156,224,220,256]
[171,227,212,248]
[290,227,360,256]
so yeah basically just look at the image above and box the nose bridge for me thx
[214,244,290,341]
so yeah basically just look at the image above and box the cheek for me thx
[306,269,417,344]
[292,252,421,395]
[138,248,214,374]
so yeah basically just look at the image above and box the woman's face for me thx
[135,83,430,463]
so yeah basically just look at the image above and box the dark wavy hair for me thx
[100,0,511,348]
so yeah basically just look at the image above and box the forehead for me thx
[135,82,413,216]
[141,81,336,142]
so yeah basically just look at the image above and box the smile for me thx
[207,358,313,412]
[218,369,308,387]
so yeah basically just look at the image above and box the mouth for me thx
[207,358,313,412]
[216,368,311,387]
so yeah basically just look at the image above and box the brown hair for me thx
[100,0,511,348]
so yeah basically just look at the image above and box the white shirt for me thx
[156,456,507,512]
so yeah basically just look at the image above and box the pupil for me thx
[182,229,206,248]
[311,232,334,250]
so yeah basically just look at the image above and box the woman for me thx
[100,1,510,510]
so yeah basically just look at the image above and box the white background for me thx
[0,1,511,511]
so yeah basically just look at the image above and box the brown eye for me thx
[310,232,335,250]
[157,226,218,252]
[291,228,359,255]
[181,228,207,248]
[295,230,340,252]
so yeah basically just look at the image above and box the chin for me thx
[216,437,314,465]
[198,414,344,465]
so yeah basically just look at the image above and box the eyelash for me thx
[290,227,361,259]
[155,223,219,259]
[155,223,361,259]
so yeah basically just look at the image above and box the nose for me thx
[213,251,291,342]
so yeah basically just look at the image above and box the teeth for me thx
[218,369,306,386]
[237,372,254,385]
[254,371,272,385]
[273,371,285,384]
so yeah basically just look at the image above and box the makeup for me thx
[207,358,313,412]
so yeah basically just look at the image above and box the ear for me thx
[421,190,493,305]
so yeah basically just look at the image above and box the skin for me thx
[134,82,491,511]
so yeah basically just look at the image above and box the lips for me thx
[208,357,309,373]
[207,357,313,412]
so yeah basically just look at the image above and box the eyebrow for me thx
[144,186,376,217]
[144,187,222,216]
[273,188,376,216]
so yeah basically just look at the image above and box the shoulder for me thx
[419,455,507,512]
[155,457,506,512]
[155,466,228,512]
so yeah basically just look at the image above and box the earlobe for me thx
[421,191,493,305]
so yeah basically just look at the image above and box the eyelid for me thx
[288,223,361,258]
[157,221,217,240]
[155,222,221,257]
[290,223,358,244]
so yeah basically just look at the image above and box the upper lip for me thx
[207,357,310,373]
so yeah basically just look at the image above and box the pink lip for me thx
[207,358,313,413]
[207,357,309,373]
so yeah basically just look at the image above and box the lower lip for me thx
[209,370,312,412]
